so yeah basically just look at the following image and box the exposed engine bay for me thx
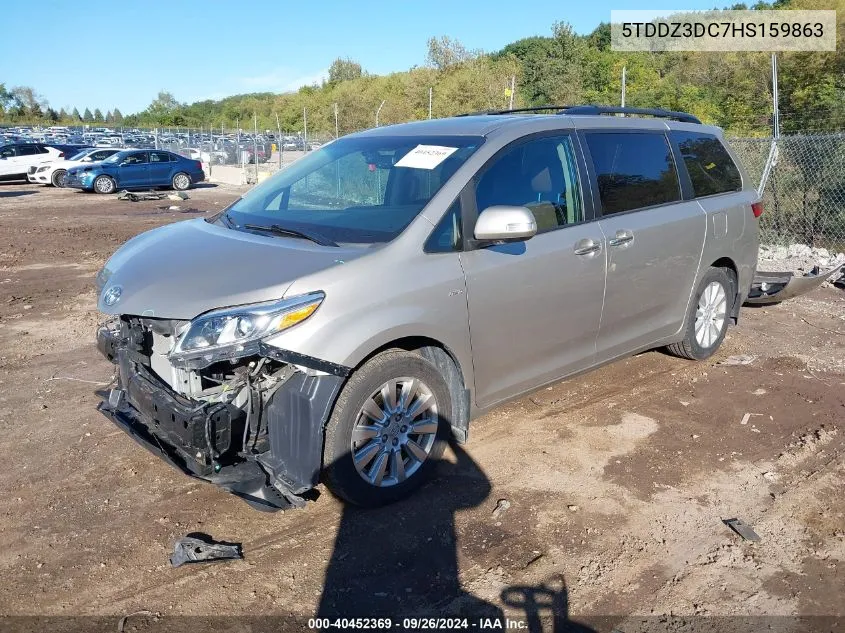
[96,315,348,511]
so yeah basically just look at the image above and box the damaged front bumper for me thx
[95,321,348,511]
[746,262,844,305]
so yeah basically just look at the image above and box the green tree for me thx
[93,108,104,122]
[83,108,93,122]
[112,107,124,123]
[328,57,364,85]
[426,36,474,70]
[71,107,82,121]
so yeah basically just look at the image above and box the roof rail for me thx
[558,105,701,124]
[456,105,572,117]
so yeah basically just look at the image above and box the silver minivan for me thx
[96,106,760,510]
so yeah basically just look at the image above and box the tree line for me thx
[2,0,843,138]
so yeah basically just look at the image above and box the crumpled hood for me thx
[98,218,365,319]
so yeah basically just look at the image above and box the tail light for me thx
[195,160,202,170]
[751,201,764,218]
[58,151,65,158]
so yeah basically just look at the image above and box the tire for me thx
[51,169,67,188]
[666,266,734,360]
[171,172,191,191]
[322,350,450,507]
[93,175,116,194]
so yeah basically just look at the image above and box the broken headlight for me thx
[170,291,324,362]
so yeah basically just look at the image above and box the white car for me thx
[0,143,64,181]
[27,147,122,187]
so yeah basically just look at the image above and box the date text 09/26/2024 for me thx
[307,617,531,630]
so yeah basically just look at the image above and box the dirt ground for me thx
[0,182,843,631]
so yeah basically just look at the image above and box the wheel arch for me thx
[344,336,471,444]
[710,256,740,321]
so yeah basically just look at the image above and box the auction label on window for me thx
[611,10,836,52]
[395,145,458,170]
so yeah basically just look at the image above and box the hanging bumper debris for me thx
[746,263,844,305]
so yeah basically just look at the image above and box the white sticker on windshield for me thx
[394,145,459,170]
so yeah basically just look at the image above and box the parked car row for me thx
[0,142,205,193]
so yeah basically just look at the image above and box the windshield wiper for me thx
[243,223,338,247]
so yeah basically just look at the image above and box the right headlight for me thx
[169,291,324,364]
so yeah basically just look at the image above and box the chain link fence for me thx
[730,133,845,250]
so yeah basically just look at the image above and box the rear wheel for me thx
[172,172,191,191]
[51,169,67,188]
[666,267,733,360]
[322,350,450,507]
[93,175,115,194]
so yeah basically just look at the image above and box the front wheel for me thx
[171,172,191,191]
[93,175,116,194]
[666,267,734,360]
[322,350,450,507]
[51,169,67,187]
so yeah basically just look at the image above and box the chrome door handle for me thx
[573,238,602,256]
[608,230,634,247]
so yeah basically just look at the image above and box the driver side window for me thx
[474,135,583,234]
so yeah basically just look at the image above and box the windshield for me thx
[68,150,91,161]
[220,134,483,245]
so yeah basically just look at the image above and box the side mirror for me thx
[474,205,537,242]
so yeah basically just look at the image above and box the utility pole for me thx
[253,112,258,182]
[508,76,515,110]
[376,100,385,127]
[428,88,433,119]
[275,112,282,169]
[771,53,780,140]
[334,102,339,138]
[303,107,307,152]
[621,66,627,108]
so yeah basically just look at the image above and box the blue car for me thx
[64,149,205,194]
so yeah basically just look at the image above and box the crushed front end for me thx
[96,316,347,511]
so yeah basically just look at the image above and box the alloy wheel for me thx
[350,377,439,487]
[694,281,727,348]
[173,174,190,190]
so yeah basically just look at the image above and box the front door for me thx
[459,133,606,408]
[581,131,707,362]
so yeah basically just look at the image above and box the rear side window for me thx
[18,145,39,156]
[670,131,742,197]
[150,151,171,163]
[585,132,681,215]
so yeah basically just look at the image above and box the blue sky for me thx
[1,0,719,114]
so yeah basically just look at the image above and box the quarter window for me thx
[425,200,462,253]
[474,135,584,234]
[585,132,681,215]
[670,131,742,197]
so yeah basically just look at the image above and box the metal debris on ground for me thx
[117,610,156,633]
[492,498,511,519]
[117,190,168,202]
[719,355,756,366]
[167,192,190,200]
[169,534,243,567]
[723,518,761,542]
